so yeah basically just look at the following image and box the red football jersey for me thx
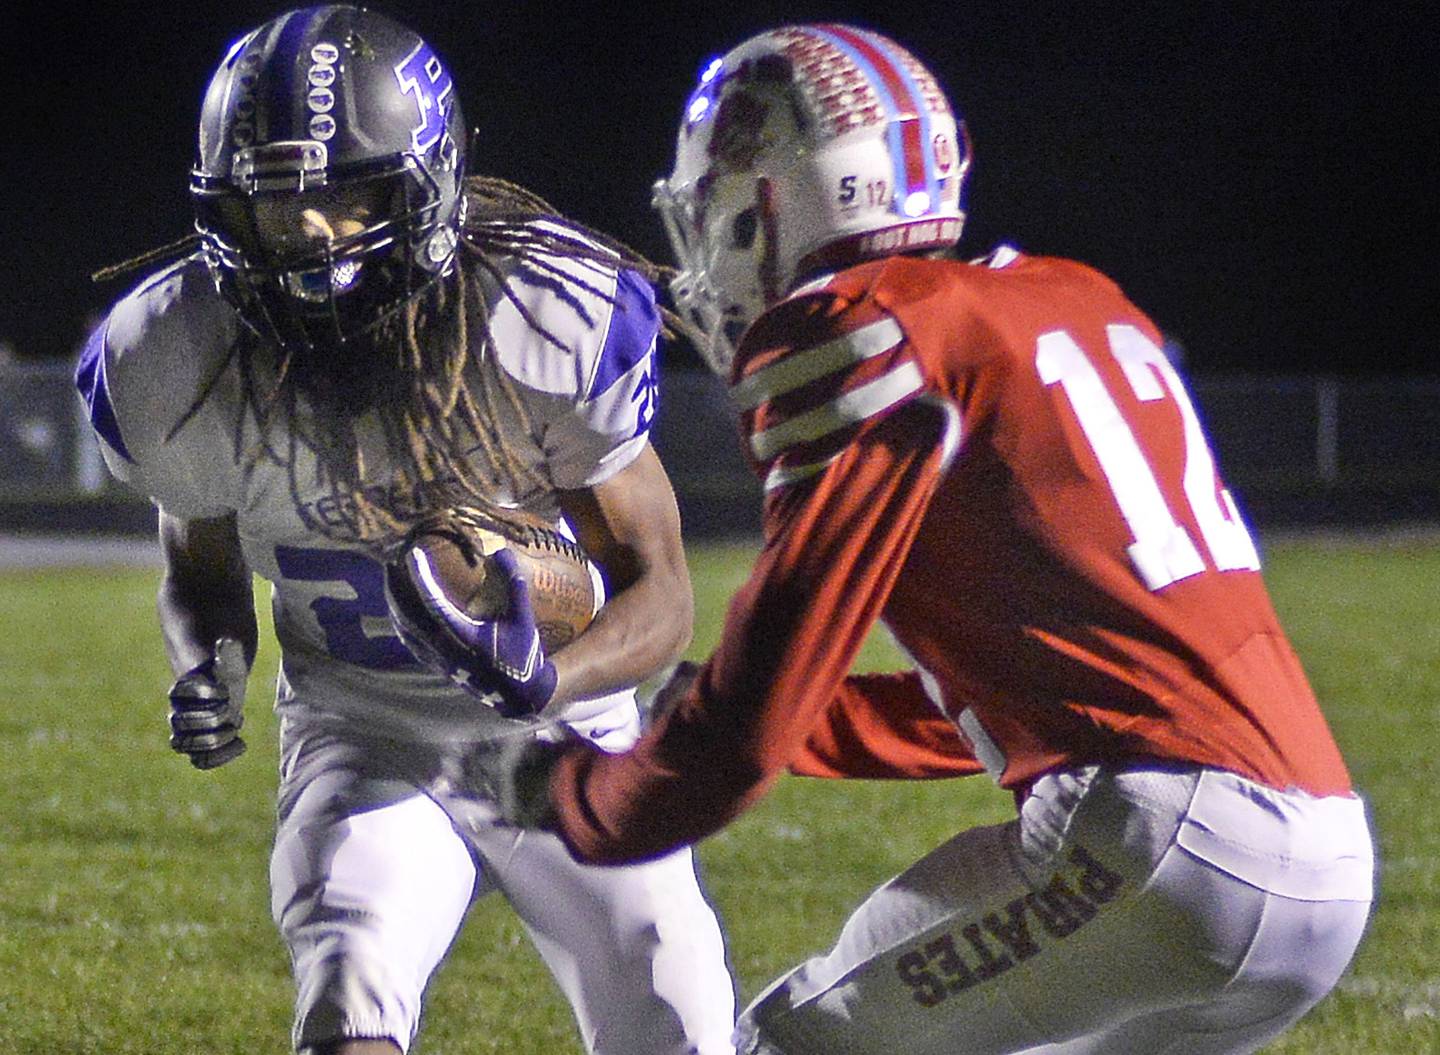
[549,248,1350,864]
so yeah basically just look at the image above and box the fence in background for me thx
[1,360,107,500]
[3,361,1437,536]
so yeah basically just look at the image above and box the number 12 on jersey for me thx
[1036,324,1260,591]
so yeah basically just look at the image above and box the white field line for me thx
[4,522,1438,571]
[0,533,161,568]
[1261,521,1440,548]
[1339,976,1440,1020]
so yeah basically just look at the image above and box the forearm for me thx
[156,512,257,676]
[155,512,255,770]
[790,671,983,779]
[548,444,694,711]
[548,566,692,708]
[549,535,895,861]
[157,573,257,676]
[549,512,900,861]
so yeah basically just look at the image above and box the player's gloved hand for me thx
[464,728,583,830]
[168,636,248,769]
[386,548,557,719]
[639,659,701,731]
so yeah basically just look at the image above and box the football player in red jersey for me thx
[477,24,1376,1055]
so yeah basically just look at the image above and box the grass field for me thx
[0,533,1436,1053]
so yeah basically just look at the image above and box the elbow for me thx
[624,585,689,677]
[664,588,694,666]
[629,550,692,669]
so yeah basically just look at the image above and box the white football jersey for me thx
[76,241,662,742]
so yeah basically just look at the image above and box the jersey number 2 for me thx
[1036,324,1259,591]
[274,546,417,670]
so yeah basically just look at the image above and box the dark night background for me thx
[2,1,1432,375]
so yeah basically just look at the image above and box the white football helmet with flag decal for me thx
[653,24,971,376]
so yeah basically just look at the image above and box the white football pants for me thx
[736,765,1374,1055]
[269,703,737,1054]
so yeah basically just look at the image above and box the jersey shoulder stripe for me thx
[487,233,658,406]
[74,320,133,463]
[731,315,902,410]
[735,299,926,479]
[758,375,963,496]
[586,267,659,401]
[749,359,923,462]
[763,452,840,492]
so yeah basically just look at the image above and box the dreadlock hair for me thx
[102,176,692,554]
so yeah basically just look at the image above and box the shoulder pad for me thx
[74,259,245,516]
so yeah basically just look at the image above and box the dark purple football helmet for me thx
[191,5,467,353]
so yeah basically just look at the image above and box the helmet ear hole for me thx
[731,208,758,250]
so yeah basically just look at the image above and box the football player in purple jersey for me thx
[76,6,734,1054]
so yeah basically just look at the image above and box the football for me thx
[389,504,597,654]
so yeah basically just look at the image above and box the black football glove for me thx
[168,637,248,770]
[463,727,586,830]
[638,660,702,731]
